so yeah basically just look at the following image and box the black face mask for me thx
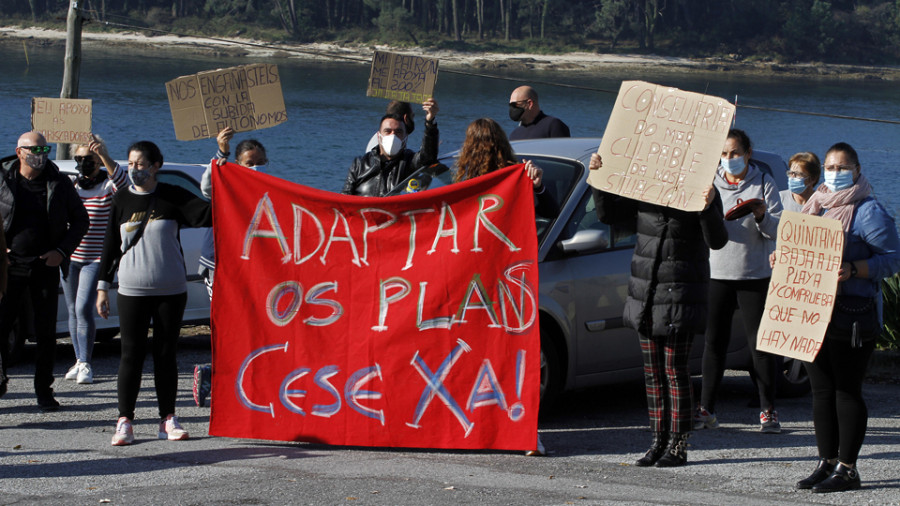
[76,157,97,177]
[509,104,525,122]
[76,159,104,189]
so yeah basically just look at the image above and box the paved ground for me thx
[1,328,898,505]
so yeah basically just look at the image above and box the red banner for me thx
[208,162,540,451]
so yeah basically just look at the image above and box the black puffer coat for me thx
[593,188,728,337]
[342,120,438,197]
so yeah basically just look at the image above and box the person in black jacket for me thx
[0,131,89,408]
[342,98,439,197]
[590,153,727,467]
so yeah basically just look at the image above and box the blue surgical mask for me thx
[787,177,808,194]
[248,164,267,173]
[824,170,855,192]
[720,156,746,176]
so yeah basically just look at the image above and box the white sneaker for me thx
[65,362,81,381]
[76,363,93,384]
[111,417,134,446]
[158,414,189,441]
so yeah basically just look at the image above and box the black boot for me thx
[635,432,668,467]
[655,432,689,467]
[812,463,861,493]
[796,458,835,489]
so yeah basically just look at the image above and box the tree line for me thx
[3,0,899,63]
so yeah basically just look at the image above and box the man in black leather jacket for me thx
[342,98,439,197]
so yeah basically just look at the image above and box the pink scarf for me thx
[801,173,872,232]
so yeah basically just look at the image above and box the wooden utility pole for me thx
[58,0,83,160]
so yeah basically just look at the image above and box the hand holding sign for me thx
[422,97,439,121]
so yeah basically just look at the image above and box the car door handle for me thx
[585,317,624,332]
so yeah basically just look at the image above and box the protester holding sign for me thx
[696,129,784,434]
[192,127,270,408]
[366,100,415,152]
[590,153,727,468]
[454,118,558,219]
[793,142,900,493]
[342,98,439,197]
[62,135,128,385]
[780,152,821,213]
[97,141,212,446]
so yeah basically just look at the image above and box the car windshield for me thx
[390,155,582,242]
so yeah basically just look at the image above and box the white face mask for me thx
[380,134,405,156]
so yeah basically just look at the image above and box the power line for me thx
[88,17,900,126]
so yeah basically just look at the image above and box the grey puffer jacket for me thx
[342,120,438,197]
[593,188,728,337]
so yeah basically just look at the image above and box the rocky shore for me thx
[3,25,900,81]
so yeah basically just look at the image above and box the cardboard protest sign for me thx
[31,97,92,144]
[589,81,735,212]
[366,51,438,103]
[208,162,540,451]
[165,64,287,141]
[757,211,844,362]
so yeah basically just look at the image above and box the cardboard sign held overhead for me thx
[31,98,93,144]
[366,51,438,103]
[588,81,735,212]
[757,211,844,362]
[165,64,288,141]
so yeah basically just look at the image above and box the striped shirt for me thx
[69,164,127,263]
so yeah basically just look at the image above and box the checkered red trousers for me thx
[639,331,694,433]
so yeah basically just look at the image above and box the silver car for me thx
[390,137,808,405]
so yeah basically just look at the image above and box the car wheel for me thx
[539,328,563,412]
[777,356,811,397]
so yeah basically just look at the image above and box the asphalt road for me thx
[1,328,898,505]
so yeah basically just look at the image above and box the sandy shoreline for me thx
[2,25,900,81]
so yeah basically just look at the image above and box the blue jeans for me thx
[61,260,101,363]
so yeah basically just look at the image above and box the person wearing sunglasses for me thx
[61,134,128,386]
[507,86,570,141]
[0,131,89,409]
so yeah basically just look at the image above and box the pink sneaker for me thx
[158,414,189,441]
[111,417,134,446]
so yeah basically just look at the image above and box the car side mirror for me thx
[558,228,609,255]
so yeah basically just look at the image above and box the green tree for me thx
[595,0,630,49]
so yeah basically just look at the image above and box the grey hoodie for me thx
[710,162,783,280]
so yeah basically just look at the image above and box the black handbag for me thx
[827,294,880,348]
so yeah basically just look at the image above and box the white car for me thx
[5,162,211,363]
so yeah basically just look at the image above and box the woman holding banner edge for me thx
[790,142,900,493]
